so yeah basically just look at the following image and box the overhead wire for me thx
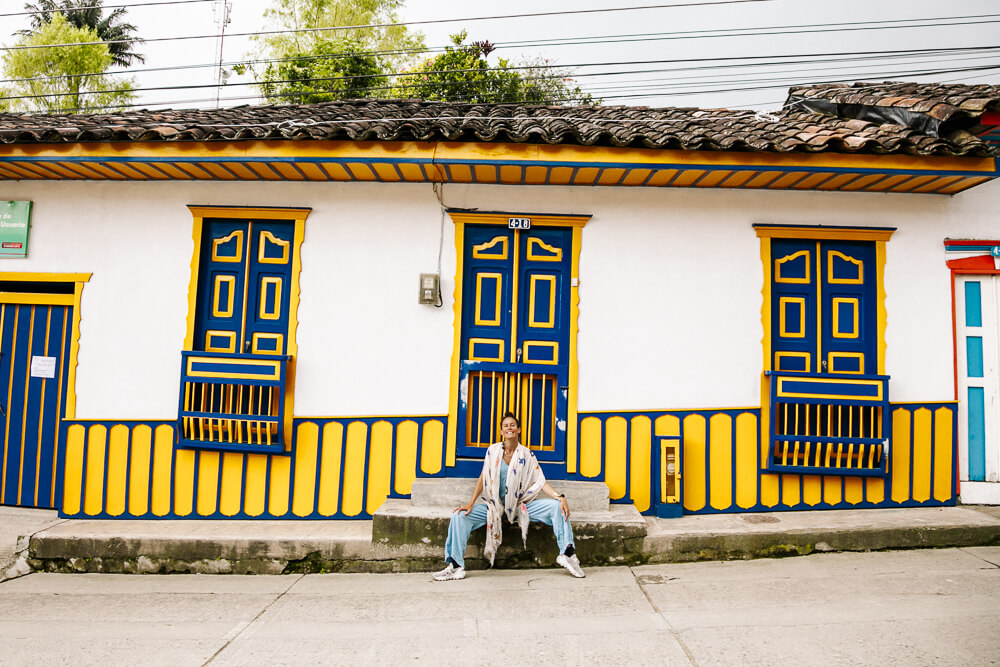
[0,0,215,17]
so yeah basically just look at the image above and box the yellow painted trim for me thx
[445,218,465,466]
[186,356,282,381]
[0,272,91,283]
[815,242,822,372]
[212,275,236,317]
[778,296,806,338]
[450,212,591,229]
[283,216,306,448]
[755,225,896,242]
[0,293,73,306]
[64,281,84,419]
[774,250,811,284]
[258,276,282,321]
[567,225,582,473]
[471,235,508,260]
[828,351,865,374]
[210,230,243,263]
[183,214,204,350]
[468,337,505,362]
[258,230,291,264]
[251,332,284,355]
[759,236,771,470]
[527,274,557,329]
[876,241,887,376]
[187,205,312,220]
[522,341,559,365]
[204,330,237,353]
[831,297,860,338]
[509,232,520,362]
[827,250,864,284]
[775,376,884,402]
[774,351,811,372]
[526,237,563,262]
[473,272,502,326]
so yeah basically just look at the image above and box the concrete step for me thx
[409,478,610,512]
[372,498,646,568]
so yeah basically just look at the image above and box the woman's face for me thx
[500,417,520,440]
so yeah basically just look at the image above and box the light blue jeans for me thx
[443,498,575,568]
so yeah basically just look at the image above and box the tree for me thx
[251,37,388,104]
[19,0,145,67]
[397,32,594,105]
[2,13,136,112]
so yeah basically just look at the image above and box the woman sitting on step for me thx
[433,411,585,580]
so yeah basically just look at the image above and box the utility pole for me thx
[213,0,232,108]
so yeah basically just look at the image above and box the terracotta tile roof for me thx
[0,97,994,157]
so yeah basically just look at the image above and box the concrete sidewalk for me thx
[2,504,998,580]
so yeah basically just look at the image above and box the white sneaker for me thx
[432,563,466,581]
[557,553,585,578]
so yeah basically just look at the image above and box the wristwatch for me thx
[557,493,566,499]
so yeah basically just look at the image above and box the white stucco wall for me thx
[1,175,996,419]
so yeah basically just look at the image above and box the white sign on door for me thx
[30,356,56,379]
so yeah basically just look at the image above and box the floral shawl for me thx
[479,442,547,566]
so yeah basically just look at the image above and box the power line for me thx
[0,0,215,18]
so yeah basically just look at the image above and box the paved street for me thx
[1,547,999,666]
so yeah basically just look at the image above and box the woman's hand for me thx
[454,501,475,515]
[559,496,570,519]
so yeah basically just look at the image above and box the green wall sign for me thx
[0,201,31,258]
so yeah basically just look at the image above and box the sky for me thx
[2,0,1000,111]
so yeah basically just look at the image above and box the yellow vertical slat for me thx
[933,407,954,502]
[316,422,344,516]
[291,422,320,516]
[844,477,864,504]
[61,424,86,515]
[173,448,197,516]
[605,417,628,501]
[127,425,152,516]
[475,371,484,445]
[802,475,822,506]
[17,306,37,503]
[734,413,758,509]
[911,408,933,503]
[781,475,800,507]
[83,425,107,516]
[890,407,911,503]
[760,474,780,508]
[629,415,651,513]
[48,309,69,507]
[196,451,220,516]
[218,452,244,516]
[526,373,533,449]
[150,425,174,516]
[268,453,291,517]
[394,420,419,496]
[366,421,394,515]
[104,424,130,517]
[342,421,368,516]
[419,420,444,475]
[243,454,268,517]
[866,477,885,504]
[682,414,707,512]
[708,414,733,511]
[580,416,603,479]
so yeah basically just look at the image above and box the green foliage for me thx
[19,0,145,67]
[255,37,388,104]
[396,32,594,105]
[2,13,136,112]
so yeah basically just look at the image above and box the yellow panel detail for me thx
[474,272,502,326]
[760,473,780,507]
[173,448,197,516]
[802,475,822,506]
[779,297,806,338]
[630,415,652,513]
[526,237,563,262]
[831,298,859,338]
[828,352,864,374]
[708,414,733,510]
[196,451,220,516]
[292,422,320,517]
[734,413,757,509]
[622,168,652,185]
[933,407,954,502]
[823,475,842,505]
[342,421,368,516]
[745,171,782,188]
[844,477,864,505]
[212,275,236,318]
[258,277,283,321]
[500,165,522,184]
[775,351,811,372]
[105,424,129,517]
[572,167,600,185]
[218,452,244,516]
[62,424,86,515]
[251,332,283,355]
[827,250,864,284]
[755,225,896,243]
[671,169,704,187]
[268,454,291,517]
[367,421,393,515]
[83,425,107,516]
[793,172,834,189]
[597,167,626,185]
[911,408,932,503]
[472,235,508,260]
[211,230,243,263]
[258,230,291,264]
[468,338,504,362]
[394,420,419,496]
[890,408,911,503]
[817,173,861,191]
[781,475,800,507]
[580,417,603,478]
[205,330,237,353]
[528,275,556,328]
[721,171,756,188]
[695,170,732,188]
[244,454,268,517]
[317,422,344,516]
[605,417,627,501]
[150,425,174,516]
[866,477,885,504]
[646,168,678,186]
[420,420,444,475]
[128,425,153,516]
[774,250,812,285]
[682,415,706,512]
[522,341,558,365]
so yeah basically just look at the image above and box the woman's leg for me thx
[443,503,488,568]
[525,498,575,555]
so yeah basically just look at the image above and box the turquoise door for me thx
[771,239,876,374]
[458,225,572,461]
[194,219,295,355]
[0,300,73,508]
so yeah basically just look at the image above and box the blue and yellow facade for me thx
[0,136,993,521]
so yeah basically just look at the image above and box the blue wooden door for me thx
[194,219,294,355]
[0,302,73,508]
[458,225,572,461]
[771,240,876,374]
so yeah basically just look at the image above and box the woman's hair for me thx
[500,411,520,428]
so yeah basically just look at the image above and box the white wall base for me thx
[960,481,1000,505]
